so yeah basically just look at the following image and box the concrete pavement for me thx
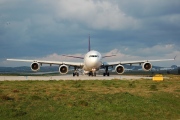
[0,75,152,81]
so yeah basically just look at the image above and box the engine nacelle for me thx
[115,65,125,74]
[59,65,68,74]
[31,62,40,71]
[142,62,152,71]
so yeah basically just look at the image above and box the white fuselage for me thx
[83,50,102,72]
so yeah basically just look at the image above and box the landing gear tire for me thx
[89,72,96,77]
[88,73,91,76]
[94,73,96,77]
[73,72,79,77]
[103,72,110,76]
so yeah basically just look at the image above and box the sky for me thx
[0,0,180,67]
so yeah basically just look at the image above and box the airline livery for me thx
[7,37,176,76]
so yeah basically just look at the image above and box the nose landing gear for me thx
[88,72,96,76]
[89,69,97,76]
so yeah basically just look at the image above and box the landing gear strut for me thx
[103,66,110,76]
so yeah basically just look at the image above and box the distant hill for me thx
[0,66,59,73]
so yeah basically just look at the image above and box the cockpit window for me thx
[89,55,99,57]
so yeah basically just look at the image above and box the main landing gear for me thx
[73,67,79,77]
[73,72,79,77]
[103,66,110,76]
[103,72,109,76]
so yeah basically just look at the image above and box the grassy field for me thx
[0,75,180,120]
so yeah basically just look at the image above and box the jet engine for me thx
[115,65,125,74]
[31,62,40,71]
[59,65,68,74]
[142,62,152,71]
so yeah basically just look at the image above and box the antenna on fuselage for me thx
[88,34,91,52]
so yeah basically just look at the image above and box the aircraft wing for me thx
[103,58,176,66]
[7,59,84,67]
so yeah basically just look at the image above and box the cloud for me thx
[0,0,180,67]
[132,44,176,57]
[115,0,180,17]
[55,0,140,30]
[102,44,180,66]
[39,53,84,62]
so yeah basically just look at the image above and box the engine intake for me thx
[31,62,40,71]
[142,62,152,71]
[59,65,68,74]
[115,65,125,74]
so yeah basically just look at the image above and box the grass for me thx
[0,76,180,120]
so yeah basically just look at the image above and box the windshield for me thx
[89,55,99,57]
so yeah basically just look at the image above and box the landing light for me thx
[92,68,96,71]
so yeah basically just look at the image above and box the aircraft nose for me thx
[91,58,99,66]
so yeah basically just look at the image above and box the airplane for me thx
[138,67,157,71]
[160,65,179,71]
[125,67,135,72]
[159,67,175,71]
[7,36,176,77]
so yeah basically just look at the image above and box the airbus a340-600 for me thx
[7,37,176,76]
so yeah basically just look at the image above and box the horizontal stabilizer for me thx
[62,55,84,59]
[102,55,116,58]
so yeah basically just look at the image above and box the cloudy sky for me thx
[0,0,180,67]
